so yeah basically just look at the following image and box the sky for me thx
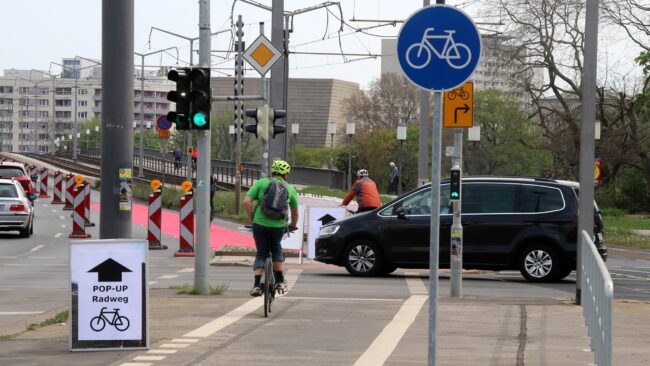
[0,0,488,89]
[0,0,643,90]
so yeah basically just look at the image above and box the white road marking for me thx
[54,233,62,238]
[160,343,190,348]
[0,311,44,315]
[610,273,648,281]
[133,356,166,361]
[61,224,66,228]
[184,269,302,338]
[30,245,44,252]
[611,268,650,275]
[177,267,194,273]
[28,256,56,259]
[0,256,18,259]
[608,247,650,255]
[617,286,650,294]
[43,204,48,207]
[405,272,428,295]
[59,215,65,220]
[120,363,152,366]
[287,296,403,302]
[158,275,179,280]
[148,281,158,285]
[171,338,199,343]
[353,295,428,366]
[146,349,177,354]
[51,209,57,213]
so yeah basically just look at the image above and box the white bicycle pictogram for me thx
[406,27,472,70]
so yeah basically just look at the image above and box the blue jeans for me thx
[252,224,285,269]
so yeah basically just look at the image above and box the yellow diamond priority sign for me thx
[243,35,282,76]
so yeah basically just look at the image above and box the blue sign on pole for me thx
[397,5,482,91]
[157,115,172,131]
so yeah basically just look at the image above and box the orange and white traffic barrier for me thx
[83,181,95,227]
[63,174,74,210]
[69,182,91,239]
[147,189,167,250]
[38,168,50,198]
[174,190,195,257]
[51,171,64,204]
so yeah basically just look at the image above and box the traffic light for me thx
[244,108,261,138]
[189,67,211,130]
[270,108,286,138]
[450,166,461,200]
[166,68,191,130]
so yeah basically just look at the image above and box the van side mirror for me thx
[395,207,407,220]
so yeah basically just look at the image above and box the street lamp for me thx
[327,122,337,189]
[346,121,356,191]
[291,122,299,168]
[397,125,407,195]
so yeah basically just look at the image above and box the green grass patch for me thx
[602,209,650,249]
[169,283,229,295]
[27,310,69,331]
[212,190,247,221]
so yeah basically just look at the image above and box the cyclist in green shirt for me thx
[243,160,299,296]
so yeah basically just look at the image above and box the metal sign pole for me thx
[450,127,463,298]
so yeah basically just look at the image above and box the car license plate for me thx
[0,204,4,211]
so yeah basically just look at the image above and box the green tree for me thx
[466,89,551,176]
[210,111,260,162]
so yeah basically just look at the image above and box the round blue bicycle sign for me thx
[397,5,481,91]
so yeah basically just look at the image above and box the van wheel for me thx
[343,240,383,277]
[519,244,561,282]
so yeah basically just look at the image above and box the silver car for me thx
[0,178,35,237]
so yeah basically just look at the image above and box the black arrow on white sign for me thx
[88,258,132,282]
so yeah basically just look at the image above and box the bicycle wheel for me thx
[90,316,106,332]
[114,316,130,331]
[405,43,431,70]
[263,258,273,317]
[445,43,471,69]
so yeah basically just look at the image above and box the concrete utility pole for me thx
[100,0,133,239]
[418,0,431,187]
[260,22,270,178]
[234,16,245,215]
[269,0,286,163]
[194,0,212,294]
[576,0,600,306]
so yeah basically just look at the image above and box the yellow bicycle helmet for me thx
[271,160,291,175]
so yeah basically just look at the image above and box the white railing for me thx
[580,230,613,366]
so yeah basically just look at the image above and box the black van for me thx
[315,177,607,282]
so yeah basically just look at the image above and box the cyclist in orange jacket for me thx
[341,169,381,213]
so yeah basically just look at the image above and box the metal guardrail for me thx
[580,230,613,366]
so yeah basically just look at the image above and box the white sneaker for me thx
[249,286,262,297]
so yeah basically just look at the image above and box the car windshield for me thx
[0,183,18,198]
[0,167,25,178]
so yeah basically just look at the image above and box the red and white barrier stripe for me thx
[175,191,195,257]
[69,183,91,238]
[83,182,95,227]
[148,190,167,250]
[63,174,74,210]
[38,168,50,198]
[51,171,64,204]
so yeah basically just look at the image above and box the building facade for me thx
[0,68,173,153]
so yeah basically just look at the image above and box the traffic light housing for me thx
[270,108,286,138]
[244,108,261,138]
[166,68,191,130]
[450,167,461,200]
[189,67,211,130]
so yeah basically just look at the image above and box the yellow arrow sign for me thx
[181,180,193,193]
[74,175,85,186]
[150,179,161,191]
[443,81,474,128]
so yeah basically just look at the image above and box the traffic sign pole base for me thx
[149,243,168,250]
[174,250,195,257]
[51,200,64,205]
[85,221,96,227]
[38,194,50,199]
[69,232,92,239]
[63,205,73,211]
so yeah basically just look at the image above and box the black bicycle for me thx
[262,256,275,317]
[90,307,130,331]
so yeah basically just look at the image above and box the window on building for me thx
[38,87,49,95]
[38,99,48,106]
[78,88,88,95]
[0,86,13,93]
[78,112,88,119]
[19,133,29,141]
[38,111,48,117]
[78,100,87,107]
[19,122,29,129]
[40,123,48,129]
[55,111,72,118]
[56,88,72,95]
[55,99,72,107]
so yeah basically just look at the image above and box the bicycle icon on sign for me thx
[406,27,472,70]
[448,87,470,100]
[90,307,130,332]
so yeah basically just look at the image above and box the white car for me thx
[0,178,35,237]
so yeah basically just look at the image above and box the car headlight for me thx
[318,225,340,238]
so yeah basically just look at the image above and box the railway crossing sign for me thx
[243,34,282,76]
[397,5,481,91]
[443,81,474,128]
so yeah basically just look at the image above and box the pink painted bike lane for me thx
[91,202,254,250]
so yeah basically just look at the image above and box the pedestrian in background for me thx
[210,173,218,221]
[387,162,399,195]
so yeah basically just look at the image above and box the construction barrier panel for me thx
[83,182,95,227]
[69,183,91,239]
[175,191,195,257]
[63,174,74,210]
[38,168,50,198]
[52,171,64,204]
[147,189,167,250]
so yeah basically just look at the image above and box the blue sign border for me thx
[397,5,482,91]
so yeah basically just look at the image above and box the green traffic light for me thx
[451,192,459,198]
[193,112,207,127]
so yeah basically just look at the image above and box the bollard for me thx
[174,190,195,257]
[63,174,74,210]
[148,188,167,250]
[38,168,50,198]
[69,183,91,238]
[51,171,64,204]
[83,182,95,227]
